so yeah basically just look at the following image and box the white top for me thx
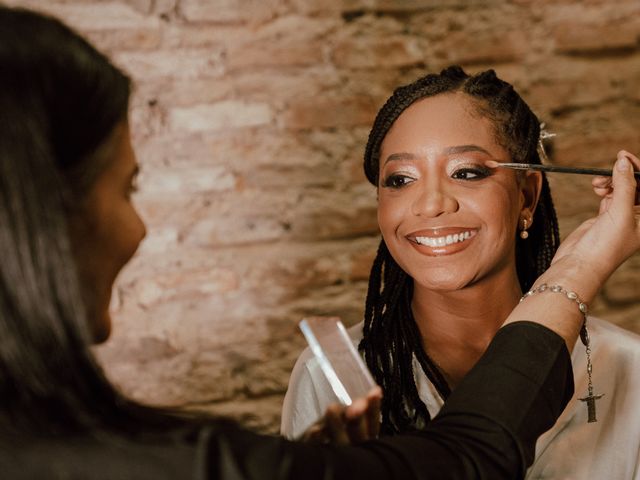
[281,317,640,479]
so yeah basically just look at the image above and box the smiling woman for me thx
[377,93,541,296]
[281,66,640,479]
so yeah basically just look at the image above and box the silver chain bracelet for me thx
[520,283,603,423]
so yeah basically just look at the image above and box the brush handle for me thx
[498,163,640,179]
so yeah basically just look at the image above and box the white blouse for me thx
[281,317,640,479]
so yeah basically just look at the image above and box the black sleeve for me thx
[206,321,574,480]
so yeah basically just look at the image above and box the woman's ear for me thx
[519,171,543,221]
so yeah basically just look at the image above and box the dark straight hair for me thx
[359,66,561,434]
[0,6,176,435]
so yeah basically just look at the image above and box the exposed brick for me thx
[230,68,341,104]
[168,100,273,133]
[546,175,600,219]
[163,24,246,48]
[152,0,178,15]
[436,29,529,65]
[179,0,283,24]
[139,165,237,194]
[281,95,378,129]
[332,35,424,68]
[115,48,225,80]
[527,75,617,114]
[602,259,640,304]
[132,266,240,307]
[288,184,378,240]
[124,0,154,14]
[20,2,159,30]
[228,40,325,69]
[553,21,640,54]
[625,70,640,101]
[84,27,161,51]
[226,16,337,69]
[180,210,292,247]
[136,77,233,109]
[551,103,640,168]
[291,0,500,13]
[348,240,379,280]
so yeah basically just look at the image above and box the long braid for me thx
[359,65,561,434]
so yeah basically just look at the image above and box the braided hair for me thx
[360,65,561,434]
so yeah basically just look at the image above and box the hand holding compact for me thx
[300,387,382,445]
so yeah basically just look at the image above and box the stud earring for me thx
[520,218,529,239]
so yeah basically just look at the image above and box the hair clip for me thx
[537,122,556,164]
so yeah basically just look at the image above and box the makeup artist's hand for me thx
[300,387,382,445]
[592,150,640,206]
[506,151,640,349]
[550,151,640,297]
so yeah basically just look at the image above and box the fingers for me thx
[325,404,350,445]
[343,388,382,442]
[312,388,382,446]
[344,398,369,443]
[592,151,640,201]
[592,175,612,198]
[365,387,382,438]
[307,387,383,446]
[299,421,327,443]
[619,150,640,170]
[610,153,638,211]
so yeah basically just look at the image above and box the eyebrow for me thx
[382,144,493,166]
[443,144,493,156]
[383,152,418,165]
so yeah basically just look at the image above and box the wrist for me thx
[541,255,607,304]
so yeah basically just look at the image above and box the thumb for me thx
[610,152,636,212]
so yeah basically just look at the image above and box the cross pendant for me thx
[579,393,604,423]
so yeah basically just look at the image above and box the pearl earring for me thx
[520,218,529,239]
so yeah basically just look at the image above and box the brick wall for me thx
[8,0,640,433]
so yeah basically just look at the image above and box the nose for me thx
[411,179,459,217]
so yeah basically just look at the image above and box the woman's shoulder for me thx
[291,320,365,369]
[588,316,640,347]
[587,316,640,361]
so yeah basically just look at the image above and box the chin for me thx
[412,268,477,292]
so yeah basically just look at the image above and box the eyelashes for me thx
[382,173,414,189]
[126,174,140,199]
[450,165,491,180]
[381,165,492,189]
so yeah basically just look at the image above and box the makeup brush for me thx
[485,160,640,179]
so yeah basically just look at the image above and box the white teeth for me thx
[414,230,475,247]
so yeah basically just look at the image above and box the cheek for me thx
[94,201,145,277]
[464,184,520,239]
[377,200,396,242]
[377,191,409,234]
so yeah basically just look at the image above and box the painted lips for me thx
[407,228,477,256]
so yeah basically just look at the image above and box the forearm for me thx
[371,322,573,480]
[209,323,573,480]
